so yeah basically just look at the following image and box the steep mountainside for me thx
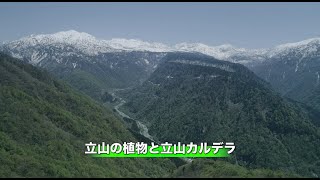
[0,53,176,177]
[249,39,320,112]
[119,52,320,177]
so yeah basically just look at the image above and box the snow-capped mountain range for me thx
[1,30,320,110]
[2,30,320,65]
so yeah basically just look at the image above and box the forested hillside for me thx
[0,53,176,177]
[120,52,320,177]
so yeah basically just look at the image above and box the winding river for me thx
[112,90,155,142]
[110,89,192,163]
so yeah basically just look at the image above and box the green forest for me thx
[0,52,318,177]
[0,53,176,177]
[120,53,320,177]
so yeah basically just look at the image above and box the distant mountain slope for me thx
[2,30,320,106]
[0,53,176,177]
[249,39,320,113]
[119,52,320,177]
[0,30,170,101]
[1,39,166,101]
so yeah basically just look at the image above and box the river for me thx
[112,89,155,142]
[110,88,192,163]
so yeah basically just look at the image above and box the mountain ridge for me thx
[2,30,320,110]
[3,30,320,65]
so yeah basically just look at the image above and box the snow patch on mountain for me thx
[104,38,172,52]
[169,59,235,72]
[174,43,240,59]
[30,51,47,65]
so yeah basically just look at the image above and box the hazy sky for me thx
[1,2,320,48]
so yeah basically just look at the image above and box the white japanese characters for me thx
[85,141,236,156]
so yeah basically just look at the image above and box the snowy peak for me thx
[267,37,320,58]
[18,30,96,46]
[7,30,114,56]
[6,30,250,58]
[3,30,174,56]
[275,37,320,49]
[2,30,320,64]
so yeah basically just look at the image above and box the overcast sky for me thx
[1,2,320,48]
